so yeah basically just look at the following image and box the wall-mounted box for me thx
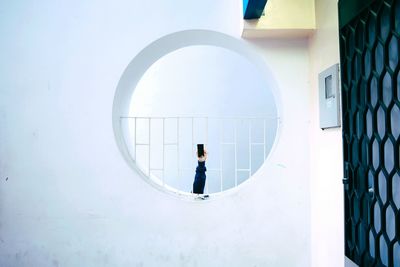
[319,64,341,129]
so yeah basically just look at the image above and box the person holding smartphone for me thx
[193,144,207,195]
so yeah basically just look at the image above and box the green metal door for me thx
[339,0,400,266]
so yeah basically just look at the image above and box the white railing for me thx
[120,116,279,194]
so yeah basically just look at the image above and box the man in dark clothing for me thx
[192,149,207,194]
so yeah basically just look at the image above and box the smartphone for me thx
[197,144,204,157]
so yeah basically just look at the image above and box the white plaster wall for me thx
[0,1,311,266]
[130,46,277,118]
[308,0,344,267]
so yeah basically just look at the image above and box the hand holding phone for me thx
[197,144,204,157]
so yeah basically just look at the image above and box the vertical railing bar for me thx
[234,118,238,187]
[220,118,223,192]
[249,119,252,177]
[192,117,196,193]
[148,118,151,177]
[205,117,208,145]
[134,117,137,161]
[263,118,266,160]
[192,117,195,158]
[177,117,180,187]
[206,117,209,194]
[162,118,165,187]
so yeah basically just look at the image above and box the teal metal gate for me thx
[339,0,400,266]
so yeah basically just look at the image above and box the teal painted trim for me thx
[243,0,268,20]
[243,0,249,16]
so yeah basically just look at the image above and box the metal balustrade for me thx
[120,116,279,194]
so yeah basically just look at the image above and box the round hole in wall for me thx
[112,30,282,199]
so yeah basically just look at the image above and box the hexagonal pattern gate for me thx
[339,0,400,266]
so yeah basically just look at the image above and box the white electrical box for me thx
[319,64,341,129]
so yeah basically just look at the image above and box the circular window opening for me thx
[113,30,281,198]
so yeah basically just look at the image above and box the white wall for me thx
[0,1,312,266]
[308,0,344,267]
[130,46,277,118]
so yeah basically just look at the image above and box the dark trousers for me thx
[193,161,206,194]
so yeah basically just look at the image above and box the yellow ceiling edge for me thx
[242,28,315,39]
[242,0,316,39]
